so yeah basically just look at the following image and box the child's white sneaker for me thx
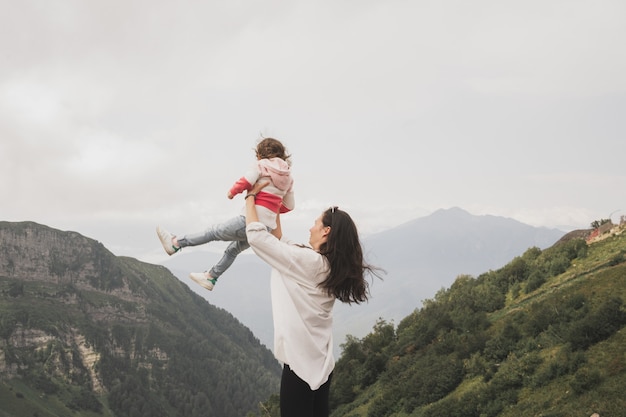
[156,226,180,255]
[190,272,217,291]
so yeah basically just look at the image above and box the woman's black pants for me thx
[280,364,332,417]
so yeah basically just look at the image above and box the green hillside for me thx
[331,224,625,417]
[252,223,626,417]
[0,221,280,417]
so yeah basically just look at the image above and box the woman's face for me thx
[309,214,330,250]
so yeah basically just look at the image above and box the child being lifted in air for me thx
[157,137,294,291]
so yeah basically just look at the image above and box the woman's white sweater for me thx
[246,221,335,390]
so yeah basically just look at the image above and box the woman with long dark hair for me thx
[245,182,380,417]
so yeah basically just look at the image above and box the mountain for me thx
[351,207,565,331]
[330,221,626,417]
[160,207,565,355]
[255,219,626,417]
[161,251,275,351]
[0,221,280,417]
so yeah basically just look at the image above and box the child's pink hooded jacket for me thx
[229,157,294,229]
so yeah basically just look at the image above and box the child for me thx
[157,137,294,291]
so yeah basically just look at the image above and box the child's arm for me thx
[229,177,252,198]
[229,163,262,199]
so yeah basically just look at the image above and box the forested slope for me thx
[331,224,626,417]
[251,223,626,417]
[0,221,281,417]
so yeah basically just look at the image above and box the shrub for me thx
[525,271,547,293]
[568,297,626,350]
[570,367,602,395]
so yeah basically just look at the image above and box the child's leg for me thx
[156,226,181,256]
[188,215,249,290]
[208,239,251,279]
[177,216,247,248]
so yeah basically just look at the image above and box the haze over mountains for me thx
[161,207,566,355]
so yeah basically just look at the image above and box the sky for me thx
[2,0,625,265]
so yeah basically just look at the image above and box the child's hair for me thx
[255,137,291,163]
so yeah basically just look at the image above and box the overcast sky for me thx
[2,0,625,264]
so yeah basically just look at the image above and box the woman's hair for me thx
[318,207,381,304]
[255,137,291,163]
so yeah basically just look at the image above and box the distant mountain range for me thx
[161,207,566,355]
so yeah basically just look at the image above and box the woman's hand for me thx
[246,181,269,225]
[248,180,270,196]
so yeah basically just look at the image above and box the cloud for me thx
[1,0,625,264]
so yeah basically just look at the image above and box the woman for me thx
[244,182,379,417]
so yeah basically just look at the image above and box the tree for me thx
[568,297,626,350]
[590,218,611,229]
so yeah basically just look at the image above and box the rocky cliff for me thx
[0,221,279,417]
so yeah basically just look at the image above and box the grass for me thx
[0,379,115,417]
[497,231,626,417]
